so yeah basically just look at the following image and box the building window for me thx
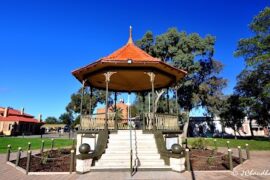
[8,124,12,130]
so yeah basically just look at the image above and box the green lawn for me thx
[0,137,74,153]
[188,137,270,151]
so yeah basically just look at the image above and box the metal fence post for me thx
[15,147,22,166]
[246,144,250,159]
[228,149,233,171]
[26,150,31,174]
[238,146,243,164]
[185,149,190,171]
[6,145,11,162]
[69,150,75,174]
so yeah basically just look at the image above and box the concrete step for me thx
[105,150,159,154]
[93,130,167,170]
[91,165,171,171]
[116,130,144,134]
[109,137,154,140]
[96,159,165,167]
[108,143,156,146]
[101,154,161,160]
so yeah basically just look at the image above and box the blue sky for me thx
[0,0,269,119]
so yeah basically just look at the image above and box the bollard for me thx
[185,149,190,171]
[40,140,44,154]
[15,147,22,166]
[228,149,233,171]
[72,138,76,149]
[51,138,54,150]
[69,150,75,174]
[226,141,230,149]
[214,139,217,151]
[27,142,31,151]
[26,150,31,174]
[6,145,11,162]
[238,146,243,164]
[246,144,250,159]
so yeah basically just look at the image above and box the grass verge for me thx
[188,137,270,151]
[0,137,73,153]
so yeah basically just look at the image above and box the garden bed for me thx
[190,149,243,171]
[11,149,74,172]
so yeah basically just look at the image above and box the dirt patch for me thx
[190,149,243,171]
[11,149,74,172]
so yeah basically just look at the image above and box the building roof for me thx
[72,27,187,92]
[0,107,41,123]
[101,40,159,62]
[0,107,33,117]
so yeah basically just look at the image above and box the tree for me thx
[59,113,73,126]
[136,28,227,137]
[234,7,270,137]
[220,95,246,139]
[235,62,270,136]
[66,88,108,115]
[235,7,270,66]
[109,105,124,120]
[45,116,58,124]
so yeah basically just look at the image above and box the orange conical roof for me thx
[101,26,160,62]
[72,27,187,92]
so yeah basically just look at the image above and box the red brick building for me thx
[0,107,43,136]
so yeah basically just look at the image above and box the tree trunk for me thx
[237,130,242,137]
[234,125,237,139]
[154,90,165,112]
[234,129,237,139]
[249,118,254,138]
[181,110,190,139]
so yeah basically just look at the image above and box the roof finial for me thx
[127,25,133,44]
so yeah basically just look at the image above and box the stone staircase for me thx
[92,130,171,170]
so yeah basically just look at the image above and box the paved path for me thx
[1,150,269,180]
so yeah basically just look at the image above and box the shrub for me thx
[40,152,49,165]
[191,138,208,150]
[207,156,216,166]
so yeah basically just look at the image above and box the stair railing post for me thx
[128,92,133,176]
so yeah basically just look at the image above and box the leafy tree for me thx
[235,62,270,136]
[45,116,58,124]
[66,88,109,115]
[109,105,124,120]
[234,7,270,137]
[234,7,270,66]
[59,112,73,126]
[65,88,113,129]
[130,105,139,118]
[220,95,246,139]
[72,116,80,128]
[136,28,227,137]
